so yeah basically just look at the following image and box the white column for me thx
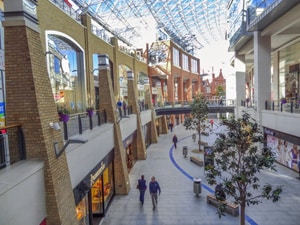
[253,31,271,123]
[272,51,279,101]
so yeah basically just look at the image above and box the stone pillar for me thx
[186,78,192,101]
[161,115,169,134]
[253,31,271,123]
[272,51,279,101]
[167,74,175,102]
[235,71,246,117]
[127,71,146,160]
[98,55,130,194]
[3,1,78,224]
[145,86,158,143]
[178,77,183,102]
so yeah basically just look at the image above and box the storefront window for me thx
[90,162,114,217]
[91,179,104,215]
[126,144,133,170]
[279,42,300,101]
[46,32,86,113]
[119,65,130,101]
[76,195,89,225]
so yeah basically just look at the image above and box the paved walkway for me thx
[101,122,300,225]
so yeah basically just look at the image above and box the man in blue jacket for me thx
[149,176,161,210]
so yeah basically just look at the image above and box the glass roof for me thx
[71,0,228,54]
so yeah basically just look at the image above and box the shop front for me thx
[265,128,300,171]
[143,122,152,148]
[123,132,137,172]
[73,151,114,225]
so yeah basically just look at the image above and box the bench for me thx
[190,156,203,167]
[207,194,239,217]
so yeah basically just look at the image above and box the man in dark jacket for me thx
[172,134,178,149]
[137,175,147,206]
[149,176,161,210]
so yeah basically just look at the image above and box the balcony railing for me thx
[50,0,81,22]
[265,100,300,114]
[60,110,107,140]
[0,110,108,170]
[157,98,236,108]
[0,124,25,169]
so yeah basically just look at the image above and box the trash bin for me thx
[193,178,202,196]
[183,146,188,158]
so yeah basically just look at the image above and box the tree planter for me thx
[59,114,69,122]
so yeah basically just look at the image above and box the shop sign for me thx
[73,151,113,205]
[90,161,106,187]
[152,87,157,94]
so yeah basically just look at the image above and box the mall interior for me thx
[0,0,300,225]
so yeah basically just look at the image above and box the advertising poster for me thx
[0,102,5,127]
[267,135,299,171]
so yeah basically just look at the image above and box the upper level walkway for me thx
[155,98,235,115]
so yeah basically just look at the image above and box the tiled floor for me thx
[100,122,300,225]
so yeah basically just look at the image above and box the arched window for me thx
[46,32,86,113]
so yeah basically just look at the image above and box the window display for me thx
[103,164,114,209]
[90,163,114,217]
[76,195,89,225]
[91,179,103,214]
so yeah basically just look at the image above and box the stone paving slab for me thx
[101,123,300,225]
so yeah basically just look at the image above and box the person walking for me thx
[169,122,173,132]
[137,175,147,206]
[172,134,178,149]
[149,176,161,210]
[209,119,214,129]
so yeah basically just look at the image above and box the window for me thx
[172,48,180,67]
[46,32,86,113]
[182,54,189,71]
[191,59,198,73]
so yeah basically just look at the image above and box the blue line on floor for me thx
[169,135,258,225]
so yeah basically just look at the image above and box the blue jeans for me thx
[139,190,145,204]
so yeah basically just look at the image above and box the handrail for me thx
[265,100,300,114]
[0,124,25,169]
[61,110,107,141]
[154,99,236,108]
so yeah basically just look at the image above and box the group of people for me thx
[117,99,128,116]
[136,175,161,210]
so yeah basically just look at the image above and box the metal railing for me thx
[50,0,81,22]
[0,124,25,169]
[60,110,107,140]
[155,98,236,108]
[265,100,300,114]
